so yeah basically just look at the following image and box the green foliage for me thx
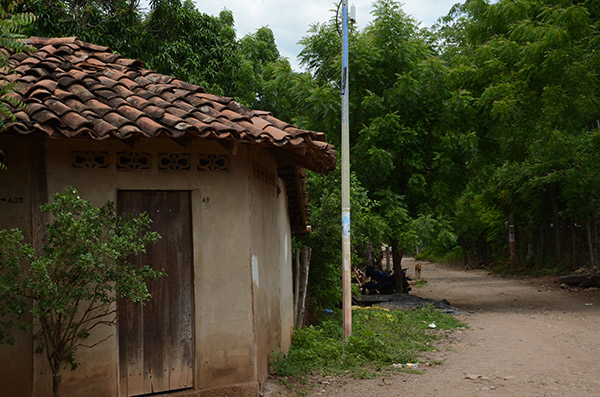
[296,0,475,262]
[437,0,600,267]
[23,0,140,51]
[273,306,466,378]
[0,187,161,394]
[136,0,242,96]
[300,167,386,308]
[0,0,34,129]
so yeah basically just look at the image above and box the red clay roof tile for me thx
[95,89,119,100]
[183,117,210,131]
[97,75,118,88]
[29,88,52,99]
[143,105,165,119]
[164,106,188,119]
[112,84,135,98]
[31,109,60,124]
[117,104,144,121]
[103,111,131,128]
[136,116,165,136]
[118,78,138,90]
[125,95,150,109]
[61,111,90,130]
[0,37,335,176]
[83,98,112,115]
[45,98,72,115]
[90,118,117,137]
[108,97,128,108]
[119,124,143,138]
[250,117,271,131]
[263,125,288,141]
[160,112,184,127]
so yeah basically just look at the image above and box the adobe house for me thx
[0,37,335,396]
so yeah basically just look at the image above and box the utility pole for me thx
[340,0,352,342]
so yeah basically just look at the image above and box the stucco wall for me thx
[277,179,293,354]
[0,137,34,396]
[248,150,294,383]
[0,136,296,396]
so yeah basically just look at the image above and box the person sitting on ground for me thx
[363,266,396,294]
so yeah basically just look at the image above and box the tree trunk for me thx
[539,225,545,268]
[366,242,373,268]
[571,224,576,271]
[384,246,391,271]
[587,220,595,267]
[390,238,404,293]
[471,239,479,263]
[52,361,61,397]
[550,187,562,264]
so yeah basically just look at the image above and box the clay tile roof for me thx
[0,37,337,231]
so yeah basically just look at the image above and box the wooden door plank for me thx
[142,192,169,394]
[166,192,194,389]
[118,193,145,396]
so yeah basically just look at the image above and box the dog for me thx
[415,263,422,279]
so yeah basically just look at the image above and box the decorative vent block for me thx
[253,162,276,187]
[117,152,151,171]
[158,153,191,171]
[198,154,229,172]
[72,151,108,169]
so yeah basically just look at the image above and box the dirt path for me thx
[267,259,600,396]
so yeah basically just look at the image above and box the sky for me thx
[160,1,462,71]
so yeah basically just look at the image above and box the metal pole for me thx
[341,0,352,341]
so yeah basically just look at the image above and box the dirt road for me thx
[272,259,600,396]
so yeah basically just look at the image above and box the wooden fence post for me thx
[294,246,312,329]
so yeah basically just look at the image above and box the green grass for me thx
[415,279,428,288]
[272,305,466,380]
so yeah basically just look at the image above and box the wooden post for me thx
[294,246,311,329]
[293,248,300,324]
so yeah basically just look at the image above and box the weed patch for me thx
[273,305,466,380]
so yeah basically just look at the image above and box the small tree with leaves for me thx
[0,187,162,397]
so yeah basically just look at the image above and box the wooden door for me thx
[118,191,194,396]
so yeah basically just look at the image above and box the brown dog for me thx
[415,263,422,279]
